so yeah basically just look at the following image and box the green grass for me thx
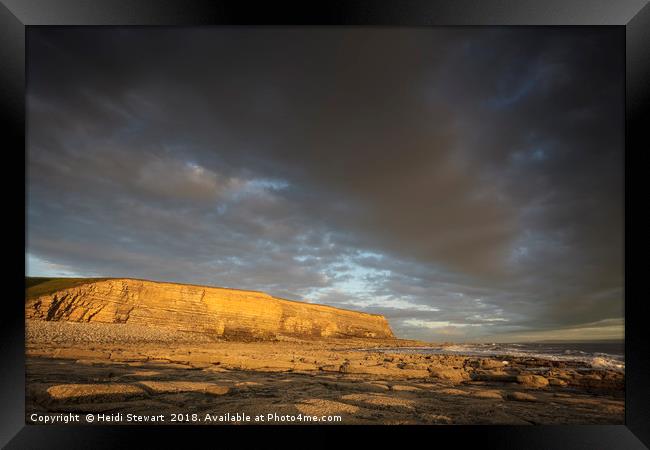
[25,277,110,300]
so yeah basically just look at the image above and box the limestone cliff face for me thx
[25,279,395,339]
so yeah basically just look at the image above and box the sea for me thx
[369,341,625,371]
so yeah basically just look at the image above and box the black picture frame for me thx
[2,0,648,448]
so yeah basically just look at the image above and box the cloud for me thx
[135,159,236,202]
[26,253,85,278]
[26,27,624,341]
[403,319,479,329]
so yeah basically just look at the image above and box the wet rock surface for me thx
[26,320,624,425]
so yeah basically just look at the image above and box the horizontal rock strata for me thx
[26,279,394,340]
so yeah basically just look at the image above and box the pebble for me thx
[26,320,219,345]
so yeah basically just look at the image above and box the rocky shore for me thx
[26,319,624,425]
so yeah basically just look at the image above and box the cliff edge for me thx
[25,278,395,340]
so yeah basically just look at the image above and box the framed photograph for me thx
[2,0,647,448]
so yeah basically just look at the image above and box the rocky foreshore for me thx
[26,319,624,425]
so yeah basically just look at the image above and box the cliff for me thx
[25,278,395,340]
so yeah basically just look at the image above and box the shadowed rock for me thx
[507,392,538,402]
[137,381,230,396]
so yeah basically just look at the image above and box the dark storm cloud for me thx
[26,27,624,341]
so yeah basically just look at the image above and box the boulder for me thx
[548,378,568,387]
[428,367,469,383]
[480,359,506,370]
[470,370,518,382]
[516,374,549,388]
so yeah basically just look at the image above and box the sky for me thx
[26,27,624,342]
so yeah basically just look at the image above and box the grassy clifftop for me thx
[26,277,110,300]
